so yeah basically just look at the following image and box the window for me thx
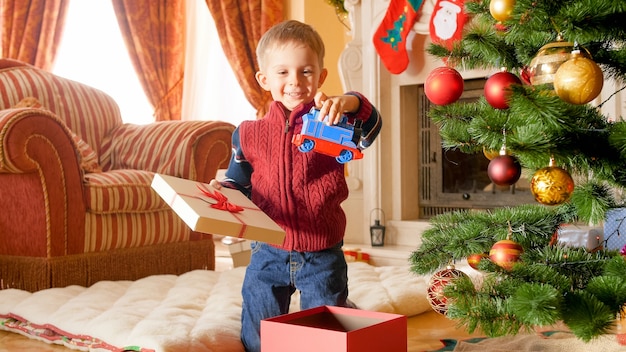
[53,1,153,124]
[54,0,255,125]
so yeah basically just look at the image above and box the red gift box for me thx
[343,249,370,263]
[261,306,407,352]
[151,174,285,245]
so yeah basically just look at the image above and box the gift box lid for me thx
[152,174,285,245]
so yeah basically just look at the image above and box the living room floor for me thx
[0,237,481,351]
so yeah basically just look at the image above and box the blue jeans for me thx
[240,241,349,352]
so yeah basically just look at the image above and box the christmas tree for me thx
[410,0,626,342]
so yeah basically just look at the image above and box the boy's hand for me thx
[315,92,360,125]
[209,179,222,190]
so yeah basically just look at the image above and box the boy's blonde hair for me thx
[256,20,325,71]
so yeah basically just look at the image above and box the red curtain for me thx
[205,0,283,118]
[0,0,69,70]
[112,0,185,121]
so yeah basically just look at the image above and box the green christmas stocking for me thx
[373,0,425,74]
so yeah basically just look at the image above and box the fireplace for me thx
[414,78,535,218]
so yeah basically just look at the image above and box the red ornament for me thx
[484,70,522,109]
[487,154,522,186]
[489,239,523,270]
[520,66,532,85]
[467,253,488,270]
[427,264,469,315]
[425,67,464,105]
[494,22,509,32]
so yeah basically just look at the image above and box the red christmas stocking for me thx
[373,0,425,74]
[429,0,466,50]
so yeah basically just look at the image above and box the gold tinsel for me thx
[326,0,347,15]
[326,0,350,29]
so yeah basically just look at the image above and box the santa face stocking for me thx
[373,0,425,74]
[429,0,466,50]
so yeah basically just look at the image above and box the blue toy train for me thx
[292,108,363,164]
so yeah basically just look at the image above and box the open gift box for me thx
[261,306,407,352]
[152,174,285,245]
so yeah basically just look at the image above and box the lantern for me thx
[370,208,386,247]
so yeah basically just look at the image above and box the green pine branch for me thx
[438,247,624,341]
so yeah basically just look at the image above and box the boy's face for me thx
[255,41,328,111]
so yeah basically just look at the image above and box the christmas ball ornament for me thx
[427,264,469,315]
[489,239,523,270]
[553,51,604,105]
[494,22,509,32]
[483,147,501,160]
[530,159,575,206]
[484,70,522,109]
[487,154,522,186]
[489,0,515,22]
[520,66,532,85]
[528,39,590,87]
[467,253,488,270]
[424,66,464,106]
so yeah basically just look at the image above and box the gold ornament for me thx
[490,0,516,22]
[554,51,604,105]
[483,147,501,160]
[530,158,575,206]
[528,39,590,87]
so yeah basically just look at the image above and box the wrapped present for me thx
[151,174,285,245]
[556,225,603,252]
[227,239,251,267]
[604,208,626,251]
[343,249,370,263]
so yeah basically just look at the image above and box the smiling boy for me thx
[211,20,382,352]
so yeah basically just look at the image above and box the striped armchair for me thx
[0,58,235,292]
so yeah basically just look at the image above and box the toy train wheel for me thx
[298,139,315,152]
[336,150,353,164]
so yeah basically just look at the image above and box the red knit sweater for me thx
[238,101,347,252]
[224,94,380,252]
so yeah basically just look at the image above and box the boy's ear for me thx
[318,68,328,87]
[255,71,270,90]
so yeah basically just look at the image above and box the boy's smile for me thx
[256,41,328,111]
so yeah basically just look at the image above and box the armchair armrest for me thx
[0,108,86,257]
[99,120,235,181]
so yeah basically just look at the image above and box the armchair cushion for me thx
[84,170,168,214]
